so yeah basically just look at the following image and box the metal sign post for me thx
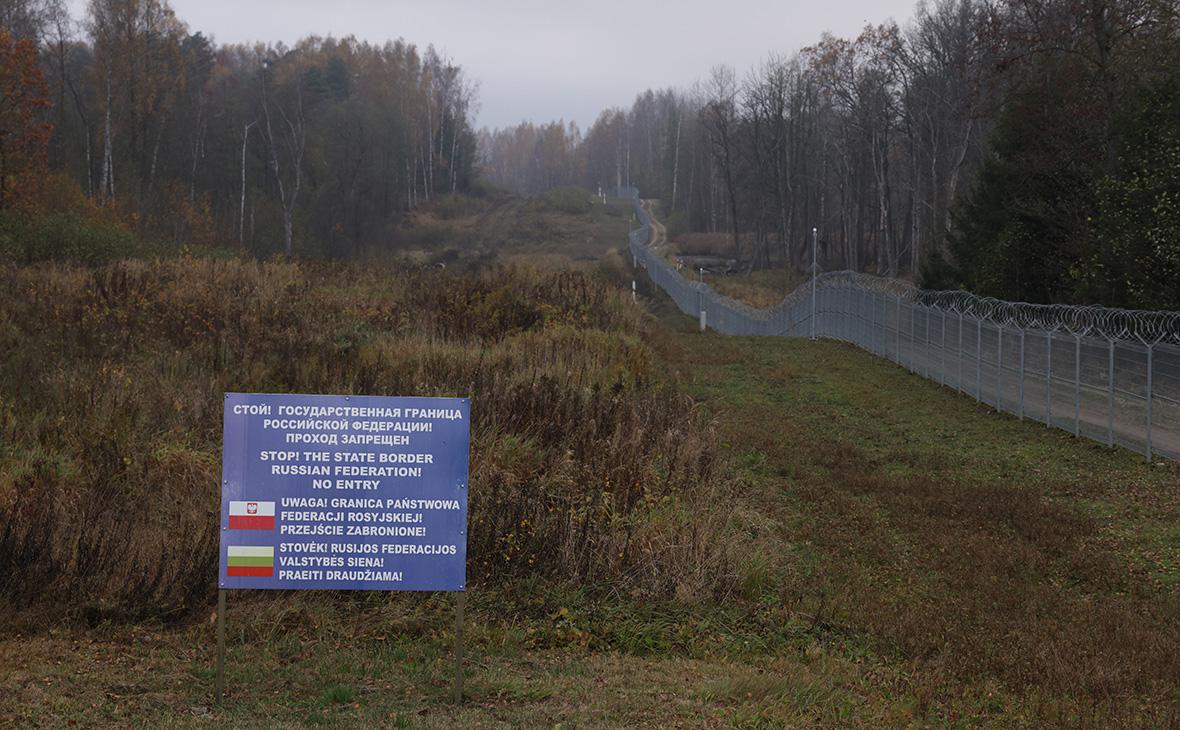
[453,591,466,703]
[215,589,226,705]
[215,392,471,704]
[698,268,707,332]
[810,228,818,340]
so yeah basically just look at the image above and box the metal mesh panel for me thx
[884,295,900,362]
[1077,337,1113,444]
[998,328,1022,417]
[620,190,1179,462]
[1023,330,1050,424]
[1153,344,1180,461]
[910,306,925,376]
[961,316,981,400]
[943,312,963,393]
[978,323,999,410]
[1048,333,1077,433]
[1112,343,1149,456]
[906,302,920,375]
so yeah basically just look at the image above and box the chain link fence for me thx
[620,188,1180,463]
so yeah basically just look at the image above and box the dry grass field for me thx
[2,193,1179,727]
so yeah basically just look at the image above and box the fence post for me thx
[860,290,866,349]
[843,287,848,343]
[870,291,877,355]
[897,296,902,366]
[924,307,932,379]
[852,288,856,346]
[809,228,818,341]
[847,286,852,343]
[976,320,982,402]
[997,326,1003,409]
[1046,331,1053,427]
[940,309,947,387]
[842,286,848,342]
[911,303,918,374]
[880,292,886,356]
[920,306,927,378]
[856,289,861,347]
[958,311,964,393]
[870,291,875,354]
[839,286,843,342]
[1074,335,1082,437]
[1146,344,1154,462]
[697,267,704,321]
[1107,339,1116,448]
[1019,329,1026,419]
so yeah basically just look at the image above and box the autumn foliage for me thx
[0,31,51,213]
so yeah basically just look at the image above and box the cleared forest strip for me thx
[650,312,1180,725]
[628,192,1180,463]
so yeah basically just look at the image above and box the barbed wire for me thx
[807,272,1180,345]
[619,188,1180,345]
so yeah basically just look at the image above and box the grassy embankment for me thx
[3,191,1180,726]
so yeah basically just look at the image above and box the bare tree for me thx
[702,65,744,265]
[260,52,305,257]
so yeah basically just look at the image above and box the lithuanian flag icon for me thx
[228,500,275,530]
[226,546,274,577]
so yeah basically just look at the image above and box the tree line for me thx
[480,0,1180,309]
[1,0,478,258]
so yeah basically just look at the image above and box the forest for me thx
[480,0,1180,310]
[0,0,478,260]
[3,0,1179,304]
[5,1,1180,726]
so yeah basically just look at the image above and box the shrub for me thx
[431,193,487,220]
[665,210,690,240]
[394,221,460,250]
[0,259,738,620]
[0,210,144,264]
[541,187,592,216]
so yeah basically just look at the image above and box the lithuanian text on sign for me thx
[218,393,470,591]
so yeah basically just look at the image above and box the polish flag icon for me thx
[228,501,275,530]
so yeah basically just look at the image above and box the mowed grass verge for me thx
[0,592,912,728]
[651,300,1180,726]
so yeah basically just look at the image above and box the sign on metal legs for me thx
[215,392,471,703]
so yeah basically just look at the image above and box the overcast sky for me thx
[67,0,918,130]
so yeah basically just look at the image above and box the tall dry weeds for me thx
[0,259,737,620]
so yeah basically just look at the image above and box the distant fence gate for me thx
[619,187,1180,463]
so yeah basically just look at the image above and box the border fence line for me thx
[618,187,1180,463]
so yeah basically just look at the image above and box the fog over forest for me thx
[2,0,1179,307]
[482,0,1180,309]
[4,2,1180,726]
